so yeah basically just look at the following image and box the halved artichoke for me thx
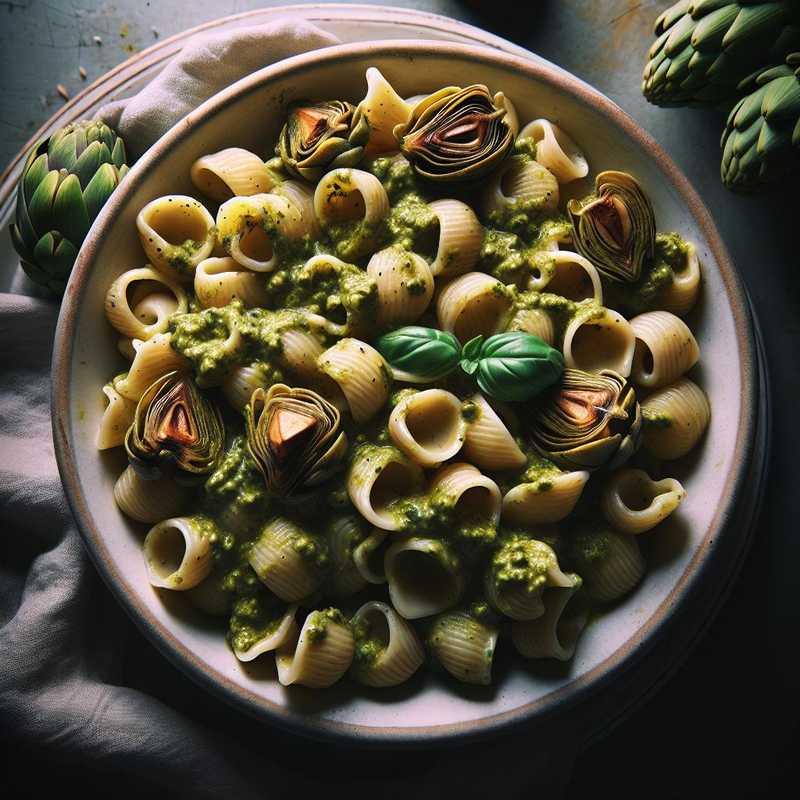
[125,370,224,482]
[276,100,370,181]
[567,171,655,283]
[245,383,348,501]
[395,85,516,182]
[529,368,641,471]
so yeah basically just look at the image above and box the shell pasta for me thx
[97,67,711,690]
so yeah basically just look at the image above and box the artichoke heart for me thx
[567,171,655,284]
[529,368,641,471]
[10,119,128,294]
[395,84,516,182]
[245,383,348,501]
[125,370,224,482]
[276,100,370,181]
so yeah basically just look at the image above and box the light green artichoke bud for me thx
[567,171,655,284]
[642,0,800,108]
[125,370,225,484]
[529,368,642,472]
[10,119,128,294]
[395,84,516,182]
[276,100,370,180]
[245,383,348,501]
[721,52,800,190]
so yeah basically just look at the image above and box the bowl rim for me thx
[52,39,757,746]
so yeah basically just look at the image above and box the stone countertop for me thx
[2,1,797,796]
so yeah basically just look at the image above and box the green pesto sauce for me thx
[489,536,559,592]
[642,410,673,429]
[227,591,285,653]
[264,256,378,333]
[168,299,316,387]
[351,615,385,667]
[368,155,422,201]
[305,607,348,643]
[389,387,420,409]
[569,527,611,567]
[204,435,269,531]
[290,529,330,572]
[166,238,204,275]
[605,232,688,314]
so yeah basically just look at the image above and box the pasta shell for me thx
[143,516,213,590]
[350,601,425,687]
[461,393,526,470]
[436,271,514,343]
[190,147,278,201]
[427,199,484,277]
[518,119,588,183]
[640,378,711,460]
[602,468,685,534]
[388,389,466,468]
[136,195,216,281]
[502,470,590,525]
[563,307,635,377]
[630,311,700,388]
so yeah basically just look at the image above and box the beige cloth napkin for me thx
[99,18,339,159]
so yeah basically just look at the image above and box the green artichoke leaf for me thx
[111,136,127,168]
[83,163,121,222]
[473,331,564,403]
[375,326,461,382]
[52,173,90,245]
[26,170,59,233]
[48,130,80,173]
[22,152,50,205]
[72,140,111,188]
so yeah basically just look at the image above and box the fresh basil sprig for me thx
[375,326,461,383]
[376,326,564,402]
[462,332,565,402]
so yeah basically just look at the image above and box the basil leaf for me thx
[475,331,564,402]
[375,326,461,382]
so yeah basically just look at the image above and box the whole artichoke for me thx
[529,368,642,472]
[642,0,800,108]
[10,120,128,293]
[276,100,370,180]
[721,52,800,190]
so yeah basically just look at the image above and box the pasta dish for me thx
[97,68,710,689]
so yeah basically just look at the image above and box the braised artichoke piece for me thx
[567,171,655,283]
[529,368,641,471]
[245,383,348,501]
[276,100,370,181]
[395,85,516,182]
[125,370,224,482]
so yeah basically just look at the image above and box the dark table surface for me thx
[2,1,798,797]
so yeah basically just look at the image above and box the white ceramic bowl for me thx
[52,41,757,744]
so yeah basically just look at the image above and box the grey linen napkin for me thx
[0,19,576,798]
